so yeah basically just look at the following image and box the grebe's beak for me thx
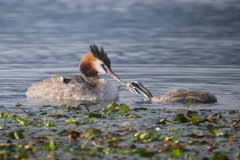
[99,63,123,84]
[105,68,123,84]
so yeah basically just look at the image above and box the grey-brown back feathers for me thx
[126,81,217,104]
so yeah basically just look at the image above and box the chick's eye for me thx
[131,82,139,87]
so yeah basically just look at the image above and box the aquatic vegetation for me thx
[0,102,239,159]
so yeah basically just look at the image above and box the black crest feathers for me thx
[89,44,111,68]
[89,44,107,61]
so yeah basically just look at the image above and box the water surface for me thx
[0,0,240,109]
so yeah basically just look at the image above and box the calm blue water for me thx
[0,0,240,109]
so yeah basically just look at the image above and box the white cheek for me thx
[95,60,106,73]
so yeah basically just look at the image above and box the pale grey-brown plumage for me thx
[126,81,217,104]
[26,44,122,102]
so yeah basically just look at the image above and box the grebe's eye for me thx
[101,64,106,70]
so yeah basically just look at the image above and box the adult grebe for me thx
[26,44,123,101]
[126,81,217,104]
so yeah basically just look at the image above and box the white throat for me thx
[95,60,106,74]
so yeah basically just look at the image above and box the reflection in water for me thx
[27,96,113,106]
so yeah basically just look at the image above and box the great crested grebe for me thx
[126,81,217,104]
[26,44,123,101]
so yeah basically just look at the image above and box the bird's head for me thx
[80,44,122,83]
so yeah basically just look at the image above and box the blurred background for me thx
[0,0,240,109]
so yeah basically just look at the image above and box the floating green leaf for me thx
[167,128,177,132]
[89,118,95,123]
[3,113,11,118]
[45,121,55,127]
[17,150,28,160]
[101,108,109,112]
[146,128,159,139]
[0,151,6,160]
[133,107,147,111]
[8,129,24,139]
[191,116,205,125]
[85,128,102,138]
[65,120,73,124]
[106,111,112,116]
[214,129,223,136]
[223,132,236,138]
[107,102,118,110]
[66,104,75,109]
[206,125,223,136]
[108,137,121,147]
[174,114,188,122]
[127,114,140,118]
[169,148,181,157]
[70,130,81,139]
[212,152,230,160]
[44,135,55,151]
[134,132,143,139]
[172,130,184,141]
[65,117,78,124]
[118,103,130,115]
[134,129,155,143]
[108,140,114,147]
[187,110,198,117]
[85,113,102,118]
[118,149,131,155]
[16,117,26,125]
[140,133,148,140]
[185,100,198,117]
[103,147,112,155]
[132,149,155,157]
[188,139,199,144]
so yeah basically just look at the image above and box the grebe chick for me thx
[126,81,217,104]
[26,44,123,101]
